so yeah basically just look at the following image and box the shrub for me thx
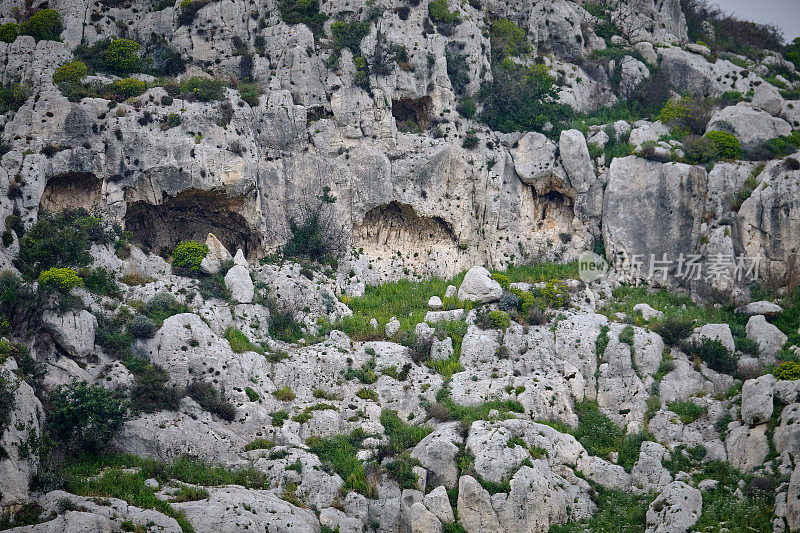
[487,310,511,330]
[22,9,63,42]
[171,240,208,274]
[658,95,712,136]
[244,438,274,451]
[238,82,263,107]
[491,272,510,289]
[356,387,379,401]
[490,19,530,62]
[381,410,432,454]
[0,23,19,43]
[667,400,706,423]
[652,317,694,346]
[682,134,719,164]
[705,130,742,160]
[272,387,296,401]
[224,327,259,353]
[775,361,800,381]
[48,381,127,452]
[682,338,737,375]
[53,61,88,87]
[284,204,344,265]
[144,292,184,324]
[267,301,305,343]
[130,364,181,413]
[128,314,157,339]
[307,429,371,496]
[104,39,147,75]
[445,43,470,96]
[38,267,83,292]
[0,83,30,114]
[0,271,35,324]
[187,380,236,420]
[478,61,570,133]
[161,112,182,129]
[541,279,570,308]
[457,98,476,118]
[280,0,328,38]
[331,20,370,55]
[113,78,148,98]
[175,76,225,102]
[428,0,460,25]
[245,387,260,402]
[177,0,214,26]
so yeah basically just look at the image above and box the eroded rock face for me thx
[602,157,706,282]
[706,104,792,151]
[645,481,702,533]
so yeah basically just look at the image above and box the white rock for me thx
[706,104,792,151]
[424,486,455,524]
[445,285,457,298]
[428,296,443,310]
[430,336,454,361]
[386,317,401,338]
[633,303,663,321]
[692,323,735,354]
[741,374,776,425]
[726,423,768,472]
[774,403,800,458]
[752,83,785,117]
[42,310,97,358]
[787,465,800,531]
[735,301,783,316]
[410,501,442,533]
[233,248,248,267]
[645,481,702,533]
[457,266,503,303]
[200,233,233,274]
[746,315,788,363]
[224,265,254,304]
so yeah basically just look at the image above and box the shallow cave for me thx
[125,189,260,257]
[391,97,432,129]
[39,173,104,213]
[353,201,458,257]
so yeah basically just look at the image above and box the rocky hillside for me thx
[0,0,800,531]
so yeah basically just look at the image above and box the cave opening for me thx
[40,173,104,213]
[353,201,458,255]
[391,97,432,129]
[125,189,260,257]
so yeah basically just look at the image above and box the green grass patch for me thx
[381,410,432,455]
[667,400,706,424]
[307,429,372,496]
[431,386,525,427]
[550,488,651,533]
[224,327,261,354]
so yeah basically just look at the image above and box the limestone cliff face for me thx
[0,0,797,294]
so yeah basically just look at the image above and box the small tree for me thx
[48,381,127,452]
[103,38,148,75]
[53,61,88,89]
[37,267,83,293]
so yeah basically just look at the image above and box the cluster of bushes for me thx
[177,0,216,26]
[683,130,743,164]
[478,60,572,134]
[74,38,153,76]
[307,428,373,496]
[0,82,30,114]
[48,381,127,453]
[681,337,737,375]
[165,76,226,102]
[0,9,63,43]
[428,0,460,34]
[658,96,713,138]
[187,380,236,421]
[681,0,784,58]
[489,19,530,63]
[280,0,328,38]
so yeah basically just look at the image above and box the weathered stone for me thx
[645,481,702,533]
[741,374,776,426]
[746,315,788,363]
[42,310,97,358]
[457,266,503,303]
[224,265,254,304]
[706,104,792,151]
[200,233,233,274]
[735,301,784,317]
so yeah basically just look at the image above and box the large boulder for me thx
[741,374,776,426]
[512,132,569,196]
[774,403,800,458]
[172,486,320,532]
[726,423,768,472]
[706,104,792,151]
[411,422,463,489]
[224,264,254,303]
[0,358,44,508]
[602,157,706,282]
[645,481,702,533]
[746,315,788,363]
[751,83,785,117]
[691,324,735,353]
[200,233,233,274]
[735,301,783,317]
[457,266,503,303]
[42,310,97,358]
[456,475,501,532]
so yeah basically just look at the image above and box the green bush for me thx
[144,292,185,324]
[682,338,737,375]
[658,96,713,136]
[48,381,127,452]
[38,267,83,292]
[381,410,432,455]
[682,134,720,164]
[0,271,35,324]
[386,458,419,489]
[161,112,182,129]
[128,314,157,339]
[652,317,694,346]
[667,400,706,424]
[187,380,235,420]
[705,130,742,160]
[279,0,328,38]
[487,310,511,330]
[541,279,570,308]
[0,82,31,114]
[775,361,800,381]
[129,364,181,414]
[331,20,370,55]
[490,19,530,61]
[53,61,88,88]
[224,327,260,353]
[175,76,225,102]
[113,77,148,98]
[307,429,371,496]
[429,0,460,25]
[272,386,296,401]
[238,82,263,107]
[104,39,147,75]
[177,0,214,26]
[22,9,63,42]
[0,23,19,43]
[171,240,208,274]
[478,61,570,133]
